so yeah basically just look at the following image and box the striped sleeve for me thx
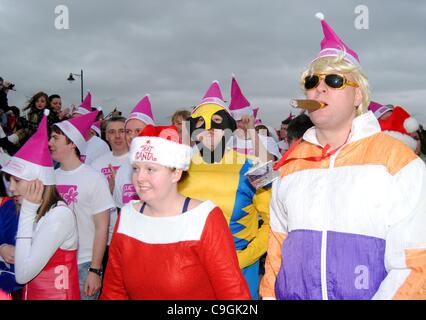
[373,158,426,300]
[259,179,288,299]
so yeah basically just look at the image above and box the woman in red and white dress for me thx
[101,125,251,300]
[2,110,80,300]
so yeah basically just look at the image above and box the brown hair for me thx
[23,91,50,112]
[171,110,191,124]
[36,185,64,223]
[51,125,81,158]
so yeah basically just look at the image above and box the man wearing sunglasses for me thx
[261,13,426,300]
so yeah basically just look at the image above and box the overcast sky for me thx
[1,0,425,127]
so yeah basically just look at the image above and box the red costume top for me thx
[24,248,80,300]
[101,200,251,300]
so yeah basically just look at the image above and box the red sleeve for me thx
[197,207,252,300]
[100,214,130,300]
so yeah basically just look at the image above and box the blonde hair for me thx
[300,55,370,116]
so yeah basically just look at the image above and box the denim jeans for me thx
[78,261,100,300]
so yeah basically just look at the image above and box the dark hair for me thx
[107,116,126,127]
[0,172,8,197]
[48,94,61,102]
[8,106,20,118]
[281,114,294,126]
[286,114,314,144]
[23,92,50,112]
[51,125,81,158]
[418,125,426,155]
[255,124,271,136]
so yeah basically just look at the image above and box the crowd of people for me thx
[1,12,426,300]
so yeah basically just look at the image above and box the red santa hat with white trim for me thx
[126,94,155,126]
[2,110,55,185]
[229,74,253,120]
[129,125,191,171]
[73,92,92,115]
[379,106,419,150]
[55,109,100,154]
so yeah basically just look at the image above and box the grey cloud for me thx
[1,0,425,127]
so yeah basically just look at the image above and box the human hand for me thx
[0,244,15,264]
[84,271,102,297]
[23,179,44,204]
[16,128,26,140]
[240,115,255,130]
[59,108,70,120]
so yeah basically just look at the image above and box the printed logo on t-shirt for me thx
[122,184,138,204]
[56,185,79,205]
[80,155,86,163]
[101,166,120,180]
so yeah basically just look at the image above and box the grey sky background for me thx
[1,0,425,128]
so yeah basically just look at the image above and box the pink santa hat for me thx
[229,75,254,120]
[192,80,228,114]
[126,94,155,126]
[313,12,361,68]
[2,110,55,185]
[55,109,100,154]
[91,120,102,137]
[379,106,419,151]
[368,101,393,120]
[73,92,92,115]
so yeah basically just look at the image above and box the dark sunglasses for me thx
[304,74,359,90]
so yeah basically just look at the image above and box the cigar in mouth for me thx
[290,99,327,111]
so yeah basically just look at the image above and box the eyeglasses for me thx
[304,74,359,90]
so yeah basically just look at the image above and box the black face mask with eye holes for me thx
[187,109,237,163]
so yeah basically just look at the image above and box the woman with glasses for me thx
[260,13,426,300]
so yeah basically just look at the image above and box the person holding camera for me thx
[0,77,15,114]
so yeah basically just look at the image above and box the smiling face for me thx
[35,96,47,110]
[50,97,62,112]
[106,120,127,154]
[132,162,181,203]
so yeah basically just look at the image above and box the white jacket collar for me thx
[303,111,381,147]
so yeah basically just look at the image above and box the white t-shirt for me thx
[113,162,139,209]
[15,200,78,284]
[90,151,129,181]
[55,164,115,264]
[90,151,129,245]
[81,136,110,165]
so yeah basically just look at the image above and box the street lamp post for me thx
[67,69,84,102]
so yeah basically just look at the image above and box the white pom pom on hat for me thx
[315,12,325,20]
[404,116,419,133]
